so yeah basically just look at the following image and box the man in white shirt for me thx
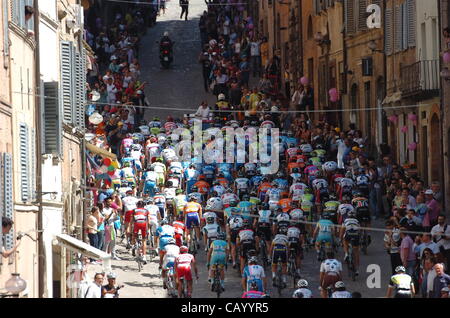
[83,273,104,298]
[195,101,210,120]
[106,78,118,104]
[250,38,261,77]
[431,214,450,271]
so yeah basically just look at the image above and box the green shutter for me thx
[61,41,74,124]
[2,0,9,56]
[43,81,62,155]
[19,123,29,202]
[407,0,416,47]
[3,153,14,251]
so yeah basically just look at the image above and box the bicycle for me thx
[360,227,369,255]
[317,241,332,262]
[259,238,269,269]
[211,263,224,298]
[132,233,145,272]
[287,247,299,288]
[346,242,357,281]
[273,261,285,297]
[179,277,190,298]
[164,265,178,298]
[188,226,198,256]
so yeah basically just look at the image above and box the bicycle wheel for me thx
[260,243,268,269]
[361,233,368,255]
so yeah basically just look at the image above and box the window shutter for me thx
[407,0,416,47]
[61,41,74,124]
[358,0,368,31]
[3,153,13,251]
[43,81,63,156]
[10,0,20,24]
[19,123,29,202]
[25,0,33,31]
[18,0,25,28]
[402,3,408,50]
[2,0,9,57]
[385,8,393,55]
[345,0,356,34]
[394,6,402,53]
[30,127,36,201]
[74,51,86,128]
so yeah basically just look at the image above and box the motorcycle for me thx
[157,40,175,69]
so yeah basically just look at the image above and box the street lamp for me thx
[1,273,27,298]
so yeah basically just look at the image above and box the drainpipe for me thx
[342,0,348,129]
[33,0,44,298]
[437,0,446,211]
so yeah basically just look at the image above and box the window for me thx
[41,81,63,156]
[19,123,30,202]
[2,0,9,57]
[362,57,373,76]
[0,153,14,262]
[61,41,75,125]
[10,0,33,30]
[345,0,356,34]
[307,16,313,40]
[385,8,393,55]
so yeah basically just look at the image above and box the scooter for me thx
[157,41,175,69]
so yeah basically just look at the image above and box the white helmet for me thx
[395,266,406,273]
[164,31,169,37]
[218,93,225,101]
[297,279,308,288]
[277,213,290,222]
[290,209,304,220]
[323,161,338,172]
[335,281,345,289]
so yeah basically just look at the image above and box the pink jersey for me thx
[122,138,133,148]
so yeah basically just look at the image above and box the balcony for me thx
[400,60,440,99]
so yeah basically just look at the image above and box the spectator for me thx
[86,207,100,252]
[195,101,211,120]
[422,257,437,298]
[1,217,21,258]
[431,181,443,204]
[431,263,450,298]
[83,273,104,298]
[399,228,416,278]
[414,233,440,259]
[424,189,441,230]
[384,220,403,275]
[431,214,450,272]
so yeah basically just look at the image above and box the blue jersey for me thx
[202,165,216,178]
[258,210,272,224]
[242,265,265,292]
[210,240,227,259]
[250,175,263,187]
[184,169,199,182]
[274,178,289,191]
[238,201,253,221]
[224,207,241,219]
[156,225,175,238]
[317,219,334,236]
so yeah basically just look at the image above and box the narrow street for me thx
[86,1,393,298]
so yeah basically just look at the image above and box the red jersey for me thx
[176,253,194,265]
[133,208,148,223]
[173,221,186,235]
[194,180,210,194]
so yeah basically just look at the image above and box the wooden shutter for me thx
[3,153,13,252]
[43,81,63,155]
[19,123,29,202]
[74,51,86,128]
[407,0,416,47]
[402,3,408,50]
[345,0,356,34]
[25,0,33,30]
[358,0,368,31]
[394,6,402,53]
[385,8,393,55]
[30,127,36,201]
[2,0,8,56]
[18,0,25,28]
[61,41,74,124]
[10,0,20,24]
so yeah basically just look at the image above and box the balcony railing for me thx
[400,60,440,98]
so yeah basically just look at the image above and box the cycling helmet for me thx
[176,189,183,195]
[277,213,290,222]
[153,116,160,121]
[160,219,168,226]
[180,246,189,253]
[191,186,198,192]
[242,219,251,228]
[292,168,300,174]
[217,232,226,240]
[277,170,285,178]
[125,189,133,195]
[329,193,337,200]
[189,194,198,201]
[150,137,157,143]
[241,194,250,201]
[218,93,226,101]
[107,272,117,279]
[229,200,238,207]
[261,203,270,210]
[348,210,356,218]
[206,216,215,224]
[335,281,345,289]
[248,256,258,264]
[278,227,288,235]
[297,279,308,288]
[167,237,176,245]
[321,212,331,220]
[395,266,406,273]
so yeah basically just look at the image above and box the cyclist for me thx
[272,206,290,237]
[241,256,267,293]
[184,164,199,194]
[174,246,199,298]
[287,223,303,278]
[270,227,289,288]
[254,203,273,264]
[172,214,186,247]
[234,171,250,198]
[130,201,149,264]
[238,194,254,223]
[173,189,188,219]
[210,180,226,197]
[237,219,258,274]
[227,211,244,268]
[202,216,221,251]
[340,209,361,276]
[141,166,158,196]
[292,279,313,298]
[120,161,136,189]
[194,175,210,202]
[313,212,335,261]
[151,157,166,186]
[183,195,203,250]
[265,182,282,211]
[154,191,167,219]
[331,281,352,298]
[222,188,239,209]
[386,266,415,298]
[206,232,228,292]
[161,237,180,289]
[155,219,175,269]
[144,197,161,247]
[122,190,139,248]
[319,251,343,298]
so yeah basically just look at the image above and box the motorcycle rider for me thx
[159,31,173,63]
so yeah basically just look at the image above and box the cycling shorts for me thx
[134,160,142,171]
[230,229,239,244]
[133,222,148,238]
[177,264,193,281]
[289,238,302,255]
[240,241,256,258]
[185,213,200,229]
[163,257,175,270]
[317,234,333,244]
[174,233,183,247]
[210,255,227,267]
[256,225,272,241]
[272,244,288,264]
[344,231,360,247]
[156,204,166,218]
[321,272,340,289]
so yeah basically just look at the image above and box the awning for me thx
[382,91,402,105]
[56,234,112,271]
[85,142,117,160]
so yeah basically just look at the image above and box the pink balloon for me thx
[300,77,309,86]
[444,52,450,63]
[401,126,408,133]
[407,142,417,151]
[388,115,398,123]
[408,113,417,122]
[329,88,338,96]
